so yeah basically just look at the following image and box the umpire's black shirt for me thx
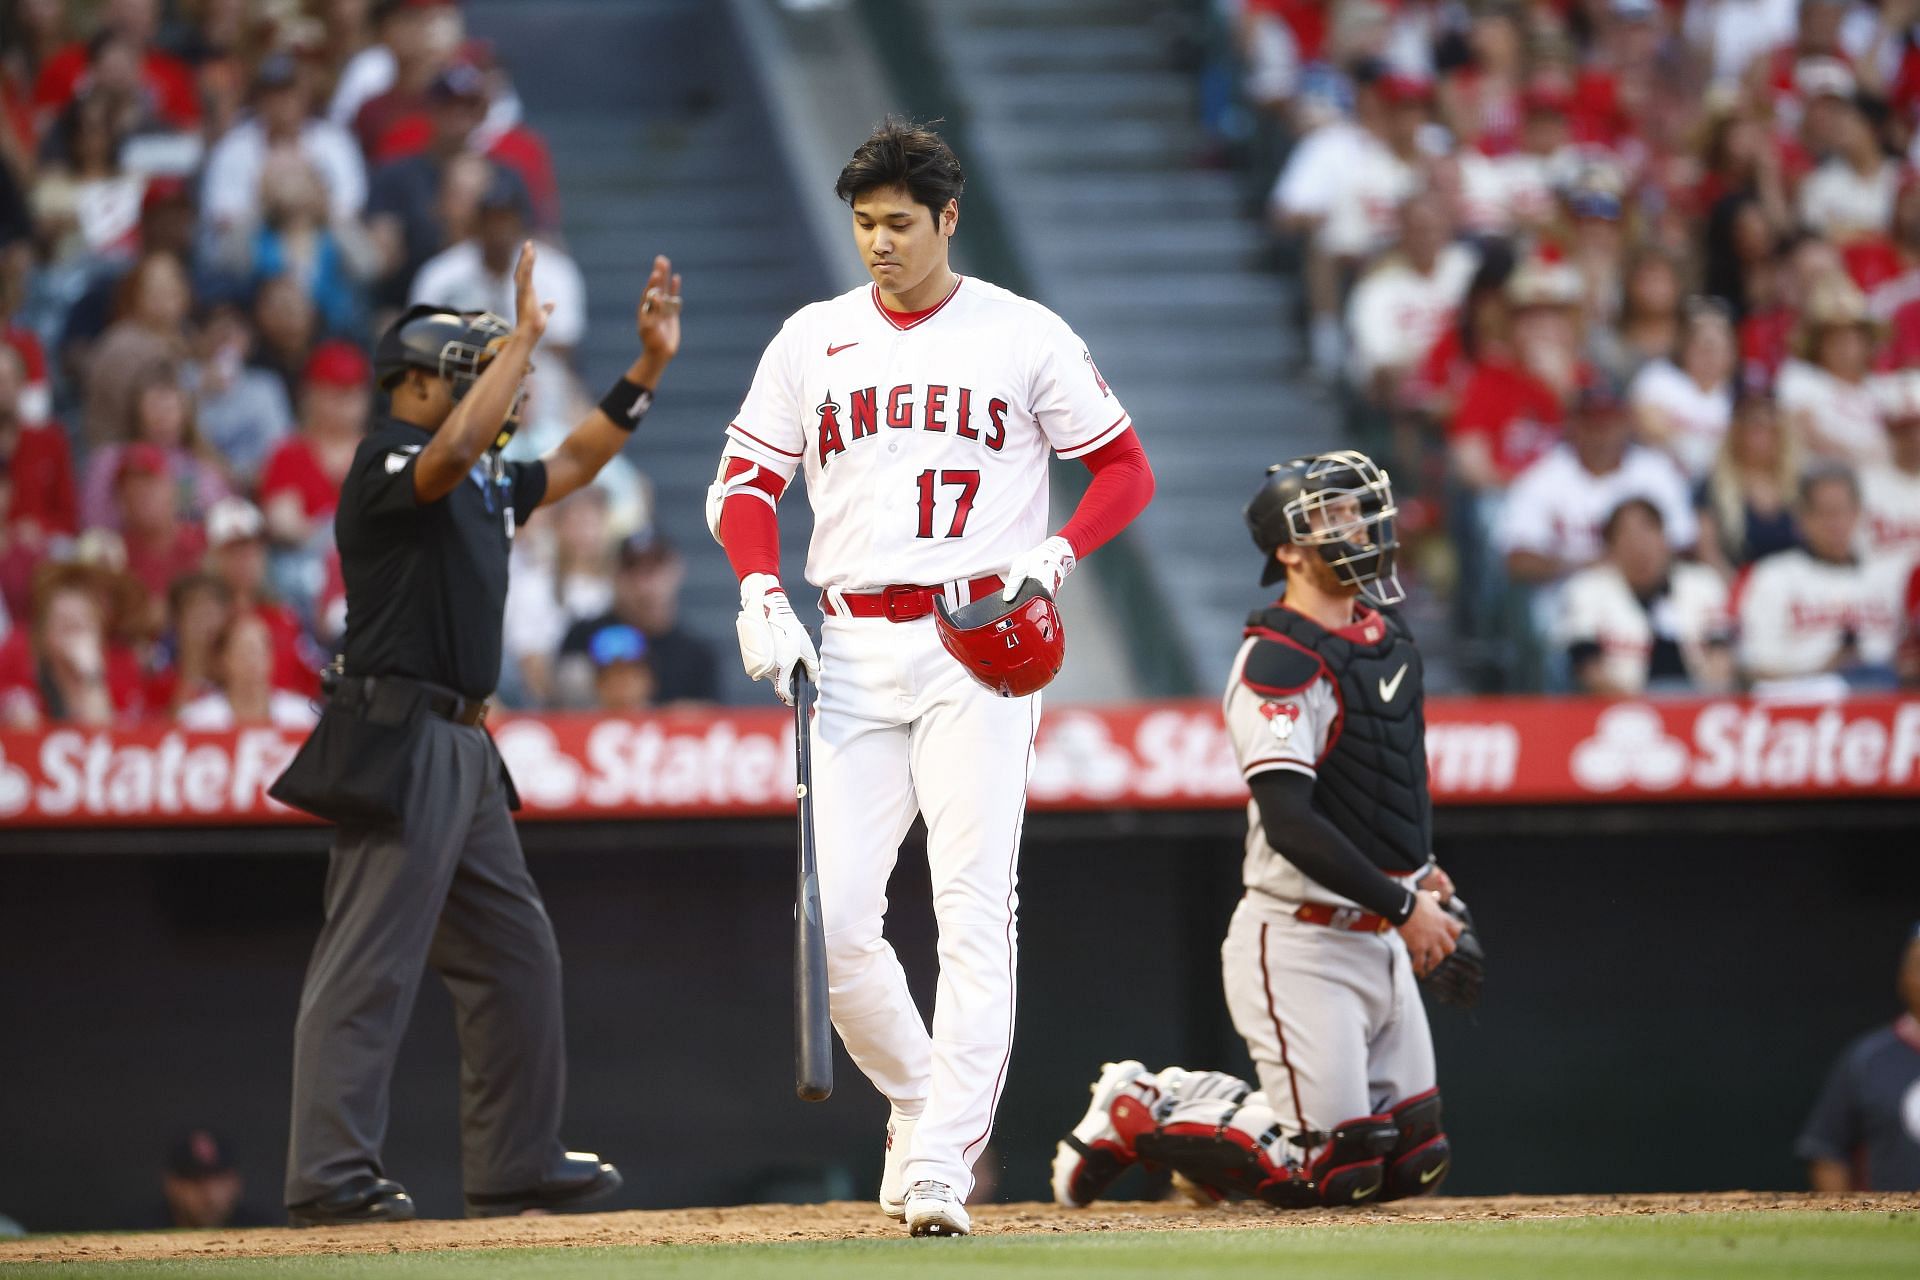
[336,416,546,700]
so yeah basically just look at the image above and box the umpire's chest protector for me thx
[1245,604,1432,872]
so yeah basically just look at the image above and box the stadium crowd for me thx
[0,0,716,731]
[1226,0,1920,692]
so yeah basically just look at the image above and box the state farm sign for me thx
[0,696,1914,828]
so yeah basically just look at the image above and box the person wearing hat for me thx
[273,243,680,1225]
[201,51,367,238]
[1776,271,1892,465]
[203,494,321,700]
[1498,373,1697,587]
[583,622,655,713]
[113,441,207,605]
[409,172,584,354]
[156,1129,271,1229]
[259,340,373,549]
[555,530,718,708]
[365,58,530,306]
[1797,924,1920,1192]
[1269,57,1429,378]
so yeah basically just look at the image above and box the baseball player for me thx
[1050,451,1482,1211]
[710,119,1155,1236]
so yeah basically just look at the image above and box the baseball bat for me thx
[792,666,833,1102]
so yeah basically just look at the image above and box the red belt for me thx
[821,575,1006,623]
[1295,903,1394,934]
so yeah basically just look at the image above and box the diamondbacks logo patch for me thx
[1258,700,1300,741]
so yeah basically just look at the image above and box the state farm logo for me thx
[1571,705,1690,791]
[1571,701,1920,794]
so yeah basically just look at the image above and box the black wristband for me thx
[599,377,654,430]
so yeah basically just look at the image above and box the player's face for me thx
[850,186,955,298]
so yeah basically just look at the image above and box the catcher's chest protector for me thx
[1246,605,1432,872]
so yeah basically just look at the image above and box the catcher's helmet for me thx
[933,580,1065,698]
[373,305,522,448]
[1245,449,1404,604]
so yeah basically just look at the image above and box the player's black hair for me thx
[835,118,965,223]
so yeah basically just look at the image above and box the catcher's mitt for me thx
[1421,897,1483,1008]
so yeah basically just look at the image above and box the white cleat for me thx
[904,1180,971,1237]
[878,1113,918,1221]
[1050,1059,1161,1208]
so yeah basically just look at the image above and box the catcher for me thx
[1051,450,1483,1210]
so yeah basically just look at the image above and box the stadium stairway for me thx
[910,0,1323,687]
[909,0,1460,688]
[467,0,830,699]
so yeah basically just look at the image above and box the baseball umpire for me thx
[271,244,682,1225]
[1049,450,1484,1211]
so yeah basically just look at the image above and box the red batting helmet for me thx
[933,580,1065,698]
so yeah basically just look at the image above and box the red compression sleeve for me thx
[1058,429,1155,558]
[718,457,785,581]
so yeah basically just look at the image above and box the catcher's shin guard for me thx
[1261,1114,1399,1208]
[1380,1089,1450,1200]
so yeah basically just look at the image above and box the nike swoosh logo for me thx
[1420,1163,1446,1185]
[827,342,859,356]
[1352,1184,1374,1200]
[1378,663,1409,702]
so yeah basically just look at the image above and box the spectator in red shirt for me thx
[368,43,561,231]
[260,340,370,548]
[0,561,149,728]
[349,0,458,158]
[204,495,320,698]
[1449,256,1579,494]
[0,343,76,543]
[30,0,200,132]
[114,442,206,607]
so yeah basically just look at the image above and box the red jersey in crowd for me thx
[259,438,345,524]
[123,523,207,604]
[3,421,78,538]
[0,632,151,724]
[1448,358,1563,483]
[32,44,200,131]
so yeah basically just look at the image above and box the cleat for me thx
[878,1113,919,1221]
[904,1180,970,1236]
[1050,1059,1161,1208]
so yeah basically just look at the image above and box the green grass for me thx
[7,1212,1917,1279]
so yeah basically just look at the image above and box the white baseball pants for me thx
[809,610,1040,1198]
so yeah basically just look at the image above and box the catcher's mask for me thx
[933,580,1065,698]
[373,305,525,449]
[1244,449,1403,605]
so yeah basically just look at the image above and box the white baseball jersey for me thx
[1496,443,1699,569]
[1861,465,1920,559]
[1553,560,1730,693]
[1735,548,1911,677]
[723,277,1130,591]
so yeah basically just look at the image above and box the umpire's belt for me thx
[1294,903,1393,934]
[822,574,1005,623]
[332,675,490,726]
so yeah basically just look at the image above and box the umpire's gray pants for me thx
[285,717,565,1205]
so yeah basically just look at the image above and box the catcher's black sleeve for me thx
[1247,770,1417,924]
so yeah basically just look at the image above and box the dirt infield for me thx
[2,1192,1914,1265]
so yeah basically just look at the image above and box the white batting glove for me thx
[735,573,820,706]
[1003,535,1077,601]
